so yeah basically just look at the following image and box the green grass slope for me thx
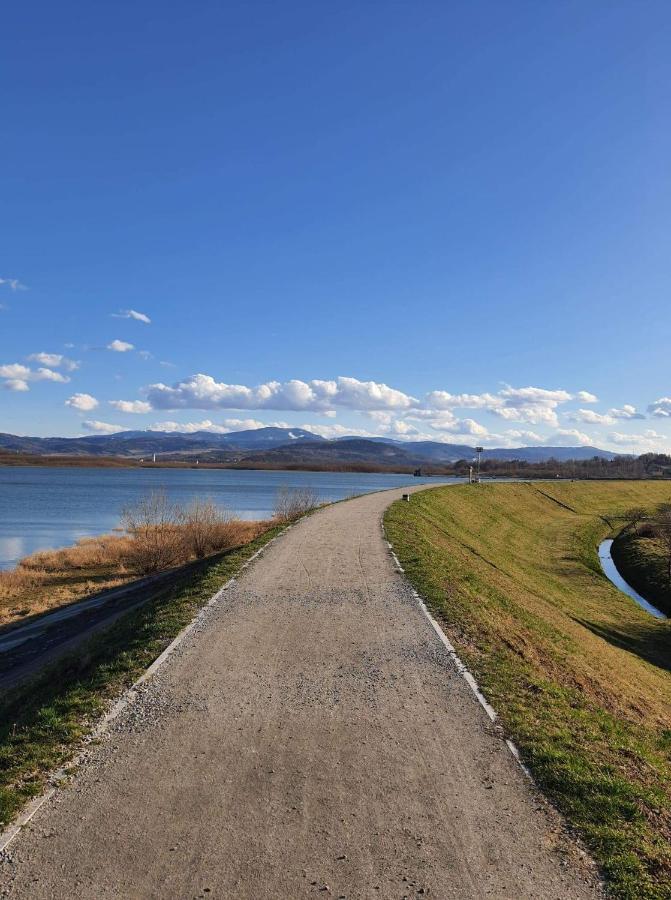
[385,481,671,899]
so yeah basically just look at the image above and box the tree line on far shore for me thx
[455,453,671,480]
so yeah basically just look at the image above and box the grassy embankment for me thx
[0,523,284,831]
[385,481,671,899]
[612,532,671,618]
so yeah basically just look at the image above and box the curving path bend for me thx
[0,486,600,898]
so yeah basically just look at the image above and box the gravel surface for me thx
[0,486,602,898]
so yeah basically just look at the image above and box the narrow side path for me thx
[0,487,600,898]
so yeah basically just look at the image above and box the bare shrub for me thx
[182,499,219,558]
[207,518,248,553]
[181,499,237,558]
[624,507,647,532]
[273,486,321,523]
[121,491,184,574]
[0,494,272,626]
[121,494,263,571]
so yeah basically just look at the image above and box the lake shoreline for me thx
[0,452,453,476]
[0,467,454,570]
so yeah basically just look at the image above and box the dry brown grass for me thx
[0,535,137,626]
[0,499,268,628]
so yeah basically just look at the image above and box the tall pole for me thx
[475,446,484,482]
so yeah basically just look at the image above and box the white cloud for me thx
[562,404,640,426]
[425,385,572,427]
[364,411,394,425]
[113,309,151,324]
[34,367,69,383]
[609,404,644,420]
[66,393,99,412]
[386,420,422,436]
[568,409,616,426]
[82,420,126,434]
[425,391,500,410]
[149,420,228,434]
[497,430,545,446]
[146,374,417,413]
[109,400,152,414]
[0,364,31,380]
[148,418,271,434]
[425,414,489,436]
[609,430,669,452]
[466,428,591,450]
[299,422,378,439]
[27,352,79,371]
[107,339,135,353]
[102,374,664,454]
[0,277,26,291]
[648,398,671,418]
[0,362,69,390]
[220,418,273,431]
[490,386,572,427]
[500,386,573,405]
[546,428,593,446]
[493,405,560,426]
[365,408,488,439]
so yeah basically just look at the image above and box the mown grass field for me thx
[385,481,671,899]
[0,524,282,832]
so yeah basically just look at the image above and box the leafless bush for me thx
[0,498,271,626]
[273,486,321,522]
[121,491,184,574]
[624,507,647,532]
[121,493,264,572]
[180,499,239,558]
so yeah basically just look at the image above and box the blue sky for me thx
[2,1,670,452]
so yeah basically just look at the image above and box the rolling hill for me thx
[0,428,619,466]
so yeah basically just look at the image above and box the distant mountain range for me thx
[0,428,620,467]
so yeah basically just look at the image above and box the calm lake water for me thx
[0,467,460,569]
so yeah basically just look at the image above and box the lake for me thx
[0,466,461,569]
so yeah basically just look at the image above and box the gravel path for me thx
[0,486,601,898]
